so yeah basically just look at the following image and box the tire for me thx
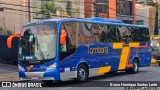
[126,59,139,74]
[159,63,160,66]
[76,64,88,82]
[42,80,54,84]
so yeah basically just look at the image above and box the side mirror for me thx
[7,33,21,48]
[60,30,66,45]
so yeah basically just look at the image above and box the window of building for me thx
[116,0,132,15]
[94,0,109,16]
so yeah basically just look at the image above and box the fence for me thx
[0,35,19,63]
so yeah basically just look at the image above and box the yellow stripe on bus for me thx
[129,43,140,47]
[118,47,130,70]
[97,66,111,74]
[113,43,123,49]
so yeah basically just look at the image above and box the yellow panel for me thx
[129,43,140,47]
[97,66,111,74]
[118,47,130,70]
[113,43,123,49]
[121,47,130,54]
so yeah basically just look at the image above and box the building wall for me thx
[136,4,149,26]
[149,6,156,35]
[0,0,28,34]
[109,0,116,19]
[84,0,92,18]
[136,4,156,35]
[116,0,135,24]
[54,0,84,18]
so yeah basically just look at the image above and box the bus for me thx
[7,17,151,83]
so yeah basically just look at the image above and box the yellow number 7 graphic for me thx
[113,42,148,70]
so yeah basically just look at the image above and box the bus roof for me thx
[26,17,148,28]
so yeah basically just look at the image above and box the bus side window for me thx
[92,24,108,42]
[60,22,77,61]
[128,27,135,41]
[107,25,121,42]
[118,26,132,42]
[78,23,86,45]
[81,23,94,44]
[139,28,150,42]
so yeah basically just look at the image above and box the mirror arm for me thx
[7,33,21,48]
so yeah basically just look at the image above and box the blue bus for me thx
[8,17,151,83]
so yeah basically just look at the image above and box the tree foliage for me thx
[36,2,56,18]
[0,27,13,35]
[146,0,155,6]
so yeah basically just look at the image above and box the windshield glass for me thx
[18,22,57,64]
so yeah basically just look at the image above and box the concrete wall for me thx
[136,4,149,26]
[0,0,29,34]
[54,0,84,18]
[149,6,156,35]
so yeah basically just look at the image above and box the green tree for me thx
[146,0,155,6]
[37,2,56,18]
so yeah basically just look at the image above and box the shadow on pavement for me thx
[42,71,146,87]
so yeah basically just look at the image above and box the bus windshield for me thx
[18,22,57,64]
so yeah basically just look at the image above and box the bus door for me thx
[59,22,79,80]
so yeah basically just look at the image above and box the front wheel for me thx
[126,59,139,73]
[159,63,160,66]
[76,64,88,82]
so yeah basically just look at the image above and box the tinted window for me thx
[78,23,109,45]
[82,23,94,44]
[92,24,108,42]
[118,26,132,42]
[107,25,121,42]
[128,27,150,42]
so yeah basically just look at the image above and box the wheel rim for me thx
[79,68,86,80]
[134,61,138,72]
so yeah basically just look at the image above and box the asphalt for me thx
[0,64,160,90]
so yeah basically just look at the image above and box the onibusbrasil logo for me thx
[1,82,42,88]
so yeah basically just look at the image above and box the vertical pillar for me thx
[109,0,116,19]
[28,0,31,22]
[132,0,136,24]
[84,0,92,18]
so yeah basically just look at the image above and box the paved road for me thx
[0,64,160,90]
[0,64,18,81]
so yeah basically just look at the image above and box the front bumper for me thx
[19,69,60,81]
[20,77,55,81]
[20,72,54,81]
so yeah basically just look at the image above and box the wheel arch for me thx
[132,56,140,66]
[76,61,89,76]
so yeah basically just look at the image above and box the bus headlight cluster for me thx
[18,64,25,71]
[46,63,56,71]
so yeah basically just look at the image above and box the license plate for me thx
[31,77,38,80]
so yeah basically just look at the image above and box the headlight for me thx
[46,63,56,71]
[18,64,25,71]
